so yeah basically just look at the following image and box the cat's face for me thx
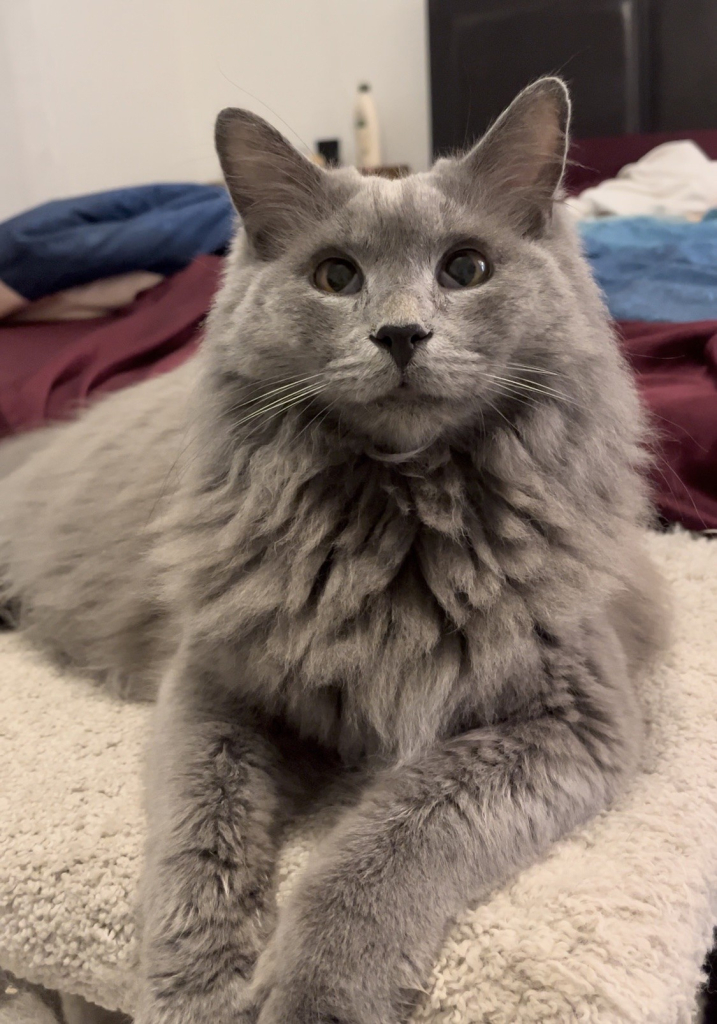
[214,79,576,450]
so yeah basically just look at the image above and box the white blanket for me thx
[1,530,716,1023]
[567,140,717,220]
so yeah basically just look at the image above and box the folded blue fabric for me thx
[0,184,235,302]
[580,215,717,323]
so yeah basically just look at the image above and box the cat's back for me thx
[0,361,197,693]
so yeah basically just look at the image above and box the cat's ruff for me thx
[0,528,715,1024]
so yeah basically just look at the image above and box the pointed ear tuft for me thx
[451,77,571,236]
[215,108,327,258]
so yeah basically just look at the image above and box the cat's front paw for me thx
[256,984,356,1024]
[134,981,256,1024]
[249,934,346,1024]
[251,932,393,1024]
[251,856,427,1024]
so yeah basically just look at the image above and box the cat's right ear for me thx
[215,109,328,259]
[442,78,570,237]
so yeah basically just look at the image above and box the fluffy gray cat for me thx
[0,79,666,1024]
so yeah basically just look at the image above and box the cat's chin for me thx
[337,400,455,453]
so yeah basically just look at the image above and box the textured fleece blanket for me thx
[1,530,716,1023]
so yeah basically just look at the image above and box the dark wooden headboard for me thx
[429,0,717,156]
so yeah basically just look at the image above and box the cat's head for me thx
[211,78,594,451]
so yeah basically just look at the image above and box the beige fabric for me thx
[5,272,163,323]
[0,280,28,320]
[1,530,716,1022]
[566,139,717,220]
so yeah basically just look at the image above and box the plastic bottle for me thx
[354,84,382,170]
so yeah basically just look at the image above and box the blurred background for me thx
[3,0,717,220]
[0,0,431,220]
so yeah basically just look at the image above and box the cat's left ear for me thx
[215,108,329,258]
[449,77,570,237]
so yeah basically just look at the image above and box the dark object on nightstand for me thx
[316,139,341,167]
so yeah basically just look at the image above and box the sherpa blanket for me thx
[1,530,716,1023]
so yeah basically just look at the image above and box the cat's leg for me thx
[135,652,298,1024]
[253,626,643,1024]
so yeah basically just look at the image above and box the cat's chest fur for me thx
[173,432,551,761]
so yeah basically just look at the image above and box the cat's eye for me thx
[438,249,490,289]
[314,257,363,295]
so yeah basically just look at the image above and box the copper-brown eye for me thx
[438,249,490,289]
[314,257,363,295]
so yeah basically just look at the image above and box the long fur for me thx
[0,79,667,1024]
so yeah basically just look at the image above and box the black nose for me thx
[370,323,432,371]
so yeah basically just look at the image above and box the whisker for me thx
[479,393,517,433]
[484,372,574,403]
[186,385,329,481]
[293,392,340,448]
[650,453,707,530]
[233,383,327,429]
[506,362,563,378]
[514,381,574,402]
[498,375,572,400]
[649,411,709,455]
[226,372,327,413]
[484,382,542,415]
[148,380,329,513]
[487,381,539,405]
[226,369,319,393]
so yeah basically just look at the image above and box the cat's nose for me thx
[370,324,433,371]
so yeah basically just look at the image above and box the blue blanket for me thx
[580,214,717,322]
[4,186,717,324]
[0,184,234,302]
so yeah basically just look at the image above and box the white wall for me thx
[0,0,431,221]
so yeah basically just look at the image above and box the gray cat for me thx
[0,78,666,1024]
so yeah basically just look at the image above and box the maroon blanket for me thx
[1,256,715,531]
[619,320,717,531]
[0,256,221,436]
[565,129,717,194]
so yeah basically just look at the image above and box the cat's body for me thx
[0,80,666,1024]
